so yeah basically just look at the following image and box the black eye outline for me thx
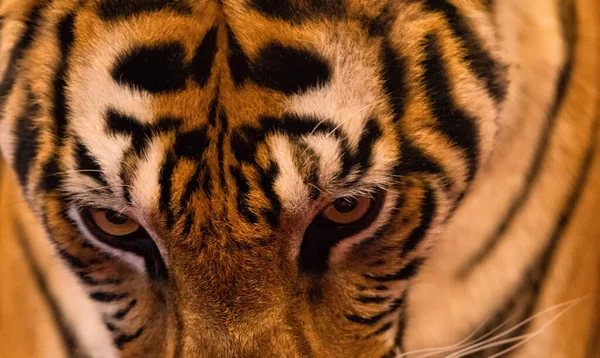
[79,208,168,281]
[298,191,386,275]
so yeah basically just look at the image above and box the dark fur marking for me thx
[250,0,344,22]
[251,43,331,95]
[57,249,88,270]
[77,272,122,286]
[159,153,177,228]
[400,186,436,255]
[191,27,218,87]
[422,0,508,103]
[13,91,41,187]
[422,33,479,181]
[180,163,203,209]
[229,165,258,223]
[364,257,425,282]
[113,299,137,320]
[53,13,76,145]
[357,295,389,304]
[173,128,209,160]
[207,92,219,127]
[74,141,110,187]
[258,161,282,228]
[227,26,251,85]
[381,41,407,122]
[114,326,145,349]
[0,4,47,118]
[366,322,393,339]
[112,43,187,94]
[106,110,180,155]
[90,291,128,302]
[457,0,578,278]
[217,112,228,188]
[354,118,383,175]
[394,139,451,190]
[99,0,192,20]
[14,219,79,356]
[201,162,212,198]
[40,155,62,192]
[345,297,404,325]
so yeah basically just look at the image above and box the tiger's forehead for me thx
[61,0,399,225]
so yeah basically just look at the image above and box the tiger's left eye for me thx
[89,209,140,237]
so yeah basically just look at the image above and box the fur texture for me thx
[0,0,598,357]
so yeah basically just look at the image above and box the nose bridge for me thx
[169,214,287,312]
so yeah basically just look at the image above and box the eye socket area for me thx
[87,209,141,237]
[79,208,168,281]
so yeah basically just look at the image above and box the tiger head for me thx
[0,0,507,356]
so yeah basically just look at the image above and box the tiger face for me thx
[0,0,507,356]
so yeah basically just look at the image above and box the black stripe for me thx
[190,26,218,87]
[180,163,202,209]
[509,91,599,352]
[90,291,128,302]
[356,295,389,304]
[13,90,41,187]
[457,0,578,278]
[74,141,110,187]
[57,249,89,270]
[53,12,76,146]
[366,322,393,338]
[173,128,209,160]
[229,164,258,224]
[258,161,282,228]
[394,139,452,191]
[226,26,251,85]
[345,296,404,325]
[98,0,192,20]
[381,40,407,122]
[159,153,177,228]
[0,4,48,118]
[363,257,425,282]
[106,110,181,155]
[113,299,137,320]
[217,111,228,188]
[400,186,436,256]
[353,117,383,176]
[14,219,79,357]
[250,0,344,23]
[422,33,480,182]
[421,0,508,103]
[40,155,63,192]
[114,326,145,349]
[77,272,122,286]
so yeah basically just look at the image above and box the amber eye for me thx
[322,196,374,224]
[89,209,140,237]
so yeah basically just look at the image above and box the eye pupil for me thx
[104,210,129,225]
[333,197,358,213]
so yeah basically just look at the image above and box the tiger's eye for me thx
[322,196,373,225]
[105,210,129,225]
[332,197,359,213]
[89,209,140,237]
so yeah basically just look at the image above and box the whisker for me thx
[398,312,497,357]
[443,295,587,358]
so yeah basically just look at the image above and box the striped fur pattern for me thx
[0,0,597,357]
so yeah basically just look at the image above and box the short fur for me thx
[0,0,598,357]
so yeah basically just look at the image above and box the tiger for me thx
[0,0,599,357]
